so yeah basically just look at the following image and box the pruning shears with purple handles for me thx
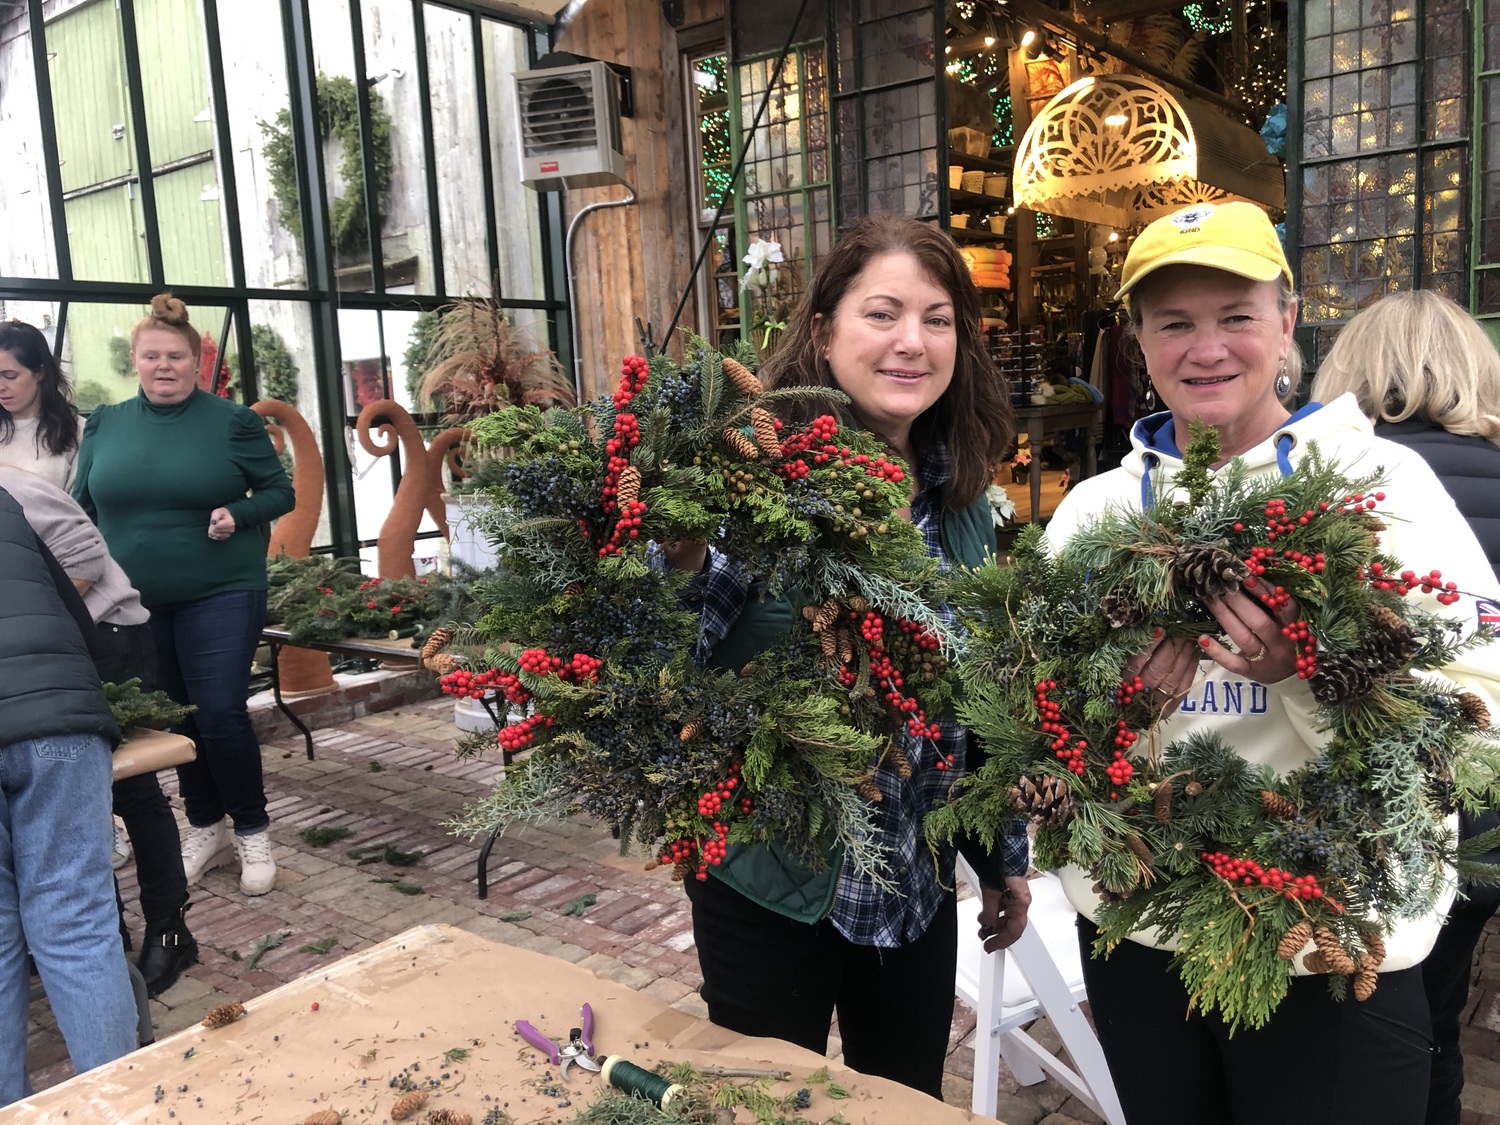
[516,1002,600,1080]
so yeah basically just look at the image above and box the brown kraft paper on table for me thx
[2,925,1001,1125]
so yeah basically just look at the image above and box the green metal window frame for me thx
[729,41,836,343]
[1470,0,1500,340]
[2,0,568,557]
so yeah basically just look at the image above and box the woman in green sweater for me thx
[74,295,294,897]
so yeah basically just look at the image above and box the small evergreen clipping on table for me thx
[927,421,1500,1031]
[446,340,959,883]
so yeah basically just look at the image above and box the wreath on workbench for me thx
[926,422,1500,1032]
[445,340,961,884]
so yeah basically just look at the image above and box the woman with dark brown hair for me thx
[669,215,1026,1099]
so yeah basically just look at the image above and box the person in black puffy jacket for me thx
[1312,289,1500,1125]
[0,487,138,1105]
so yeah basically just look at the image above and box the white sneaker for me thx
[181,820,232,883]
[233,829,277,896]
[111,818,132,870]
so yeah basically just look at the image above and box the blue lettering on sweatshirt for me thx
[1177,680,1268,715]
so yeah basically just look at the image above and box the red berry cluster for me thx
[1274,617,1319,678]
[855,610,945,757]
[1243,575,1292,612]
[499,713,555,754]
[1104,751,1133,792]
[1110,675,1145,706]
[1335,490,1385,513]
[517,647,603,684]
[1200,851,1335,903]
[599,357,650,556]
[600,498,647,556]
[660,764,754,881]
[1111,718,1139,751]
[775,458,811,481]
[1036,680,1088,776]
[1362,563,1461,606]
[776,415,907,486]
[441,667,501,701]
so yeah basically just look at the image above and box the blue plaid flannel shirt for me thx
[687,441,1029,948]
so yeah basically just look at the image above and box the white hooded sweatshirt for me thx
[1047,393,1500,973]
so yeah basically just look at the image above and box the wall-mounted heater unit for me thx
[515,59,627,192]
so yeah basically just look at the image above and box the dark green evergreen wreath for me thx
[106,679,194,739]
[445,341,960,883]
[928,423,1500,1031]
[259,72,393,256]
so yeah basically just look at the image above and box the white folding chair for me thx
[954,856,1126,1125]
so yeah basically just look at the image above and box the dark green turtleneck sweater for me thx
[73,389,294,607]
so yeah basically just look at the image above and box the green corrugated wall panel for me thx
[65,187,147,283]
[47,1,132,193]
[134,0,213,166]
[155,165,227,286]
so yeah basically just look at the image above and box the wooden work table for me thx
[1012,402,1104,524]
[6,925,1001,1125]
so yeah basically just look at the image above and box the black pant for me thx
[1079,916,1432,1125]
[684,872,958,1099]
[95,622,189,929]
[1423,892,1499,1125]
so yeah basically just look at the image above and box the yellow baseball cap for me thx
[1116,201,1293,309]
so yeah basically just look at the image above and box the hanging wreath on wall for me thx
[260,72,394,257]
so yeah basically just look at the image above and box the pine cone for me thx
[391,1091,429,1121]
[679,718,704,742]
[811,601,841,632]
[1101,592,1146,628]
[1459,691,1492,730]
[1260,789,1297,818]
[1353,953,1379,1001]
[750,407,781,457]
[616,465,642,508]
[1312,927,1356,975]
[1277,920,1313,961]
[884,740,913,780]
[426,652,461,677]
[1309,653,1376,704]
[1302,950,1333,974]
[304,1112,342,1125]
[1184,780,1204,797]
[722,356,763,397]
[1360,607,1419,673]
[1009,774,1071,826]
[1152,779,1174,823]
[722,427,761,460]
[740,661,758,678]
[427,1110,473,1125]
[1125,834,1156,867]
[836,624,855,664]
[1170,544,1251,600]
[201,1001,245,1029]
[848,596,869,613]
[1364,932,1387,966]
[420,627,454,661]
[856,774,883,802]
[820,628,839,660]
[564,581,584,598]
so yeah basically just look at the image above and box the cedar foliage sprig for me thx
[448,339,960,881]
[928,425,1500,1031]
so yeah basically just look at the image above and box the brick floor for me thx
[23,695,1500,1123]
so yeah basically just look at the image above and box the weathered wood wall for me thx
[558,0,723,400]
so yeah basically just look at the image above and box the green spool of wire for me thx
[599,1055,685,1109]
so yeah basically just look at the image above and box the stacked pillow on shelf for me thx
[960,246,1012,290]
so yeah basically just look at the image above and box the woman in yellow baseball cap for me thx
[1041,201,1500,1124]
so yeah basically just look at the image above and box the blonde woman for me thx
[1312,290,1500,1125]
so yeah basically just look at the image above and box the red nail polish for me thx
[1198,636,1211,648]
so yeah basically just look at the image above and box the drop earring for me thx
[1142,379,1157,411]
[1274,360,1292,400]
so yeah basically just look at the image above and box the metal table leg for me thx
[477,827,502,899]
[266,640,315,760]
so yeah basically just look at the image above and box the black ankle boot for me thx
[137,917,199,998]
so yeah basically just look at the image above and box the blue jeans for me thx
[0,734,138,1104]
[148,590,270,834]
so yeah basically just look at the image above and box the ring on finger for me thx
[1247,643,1268,662]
